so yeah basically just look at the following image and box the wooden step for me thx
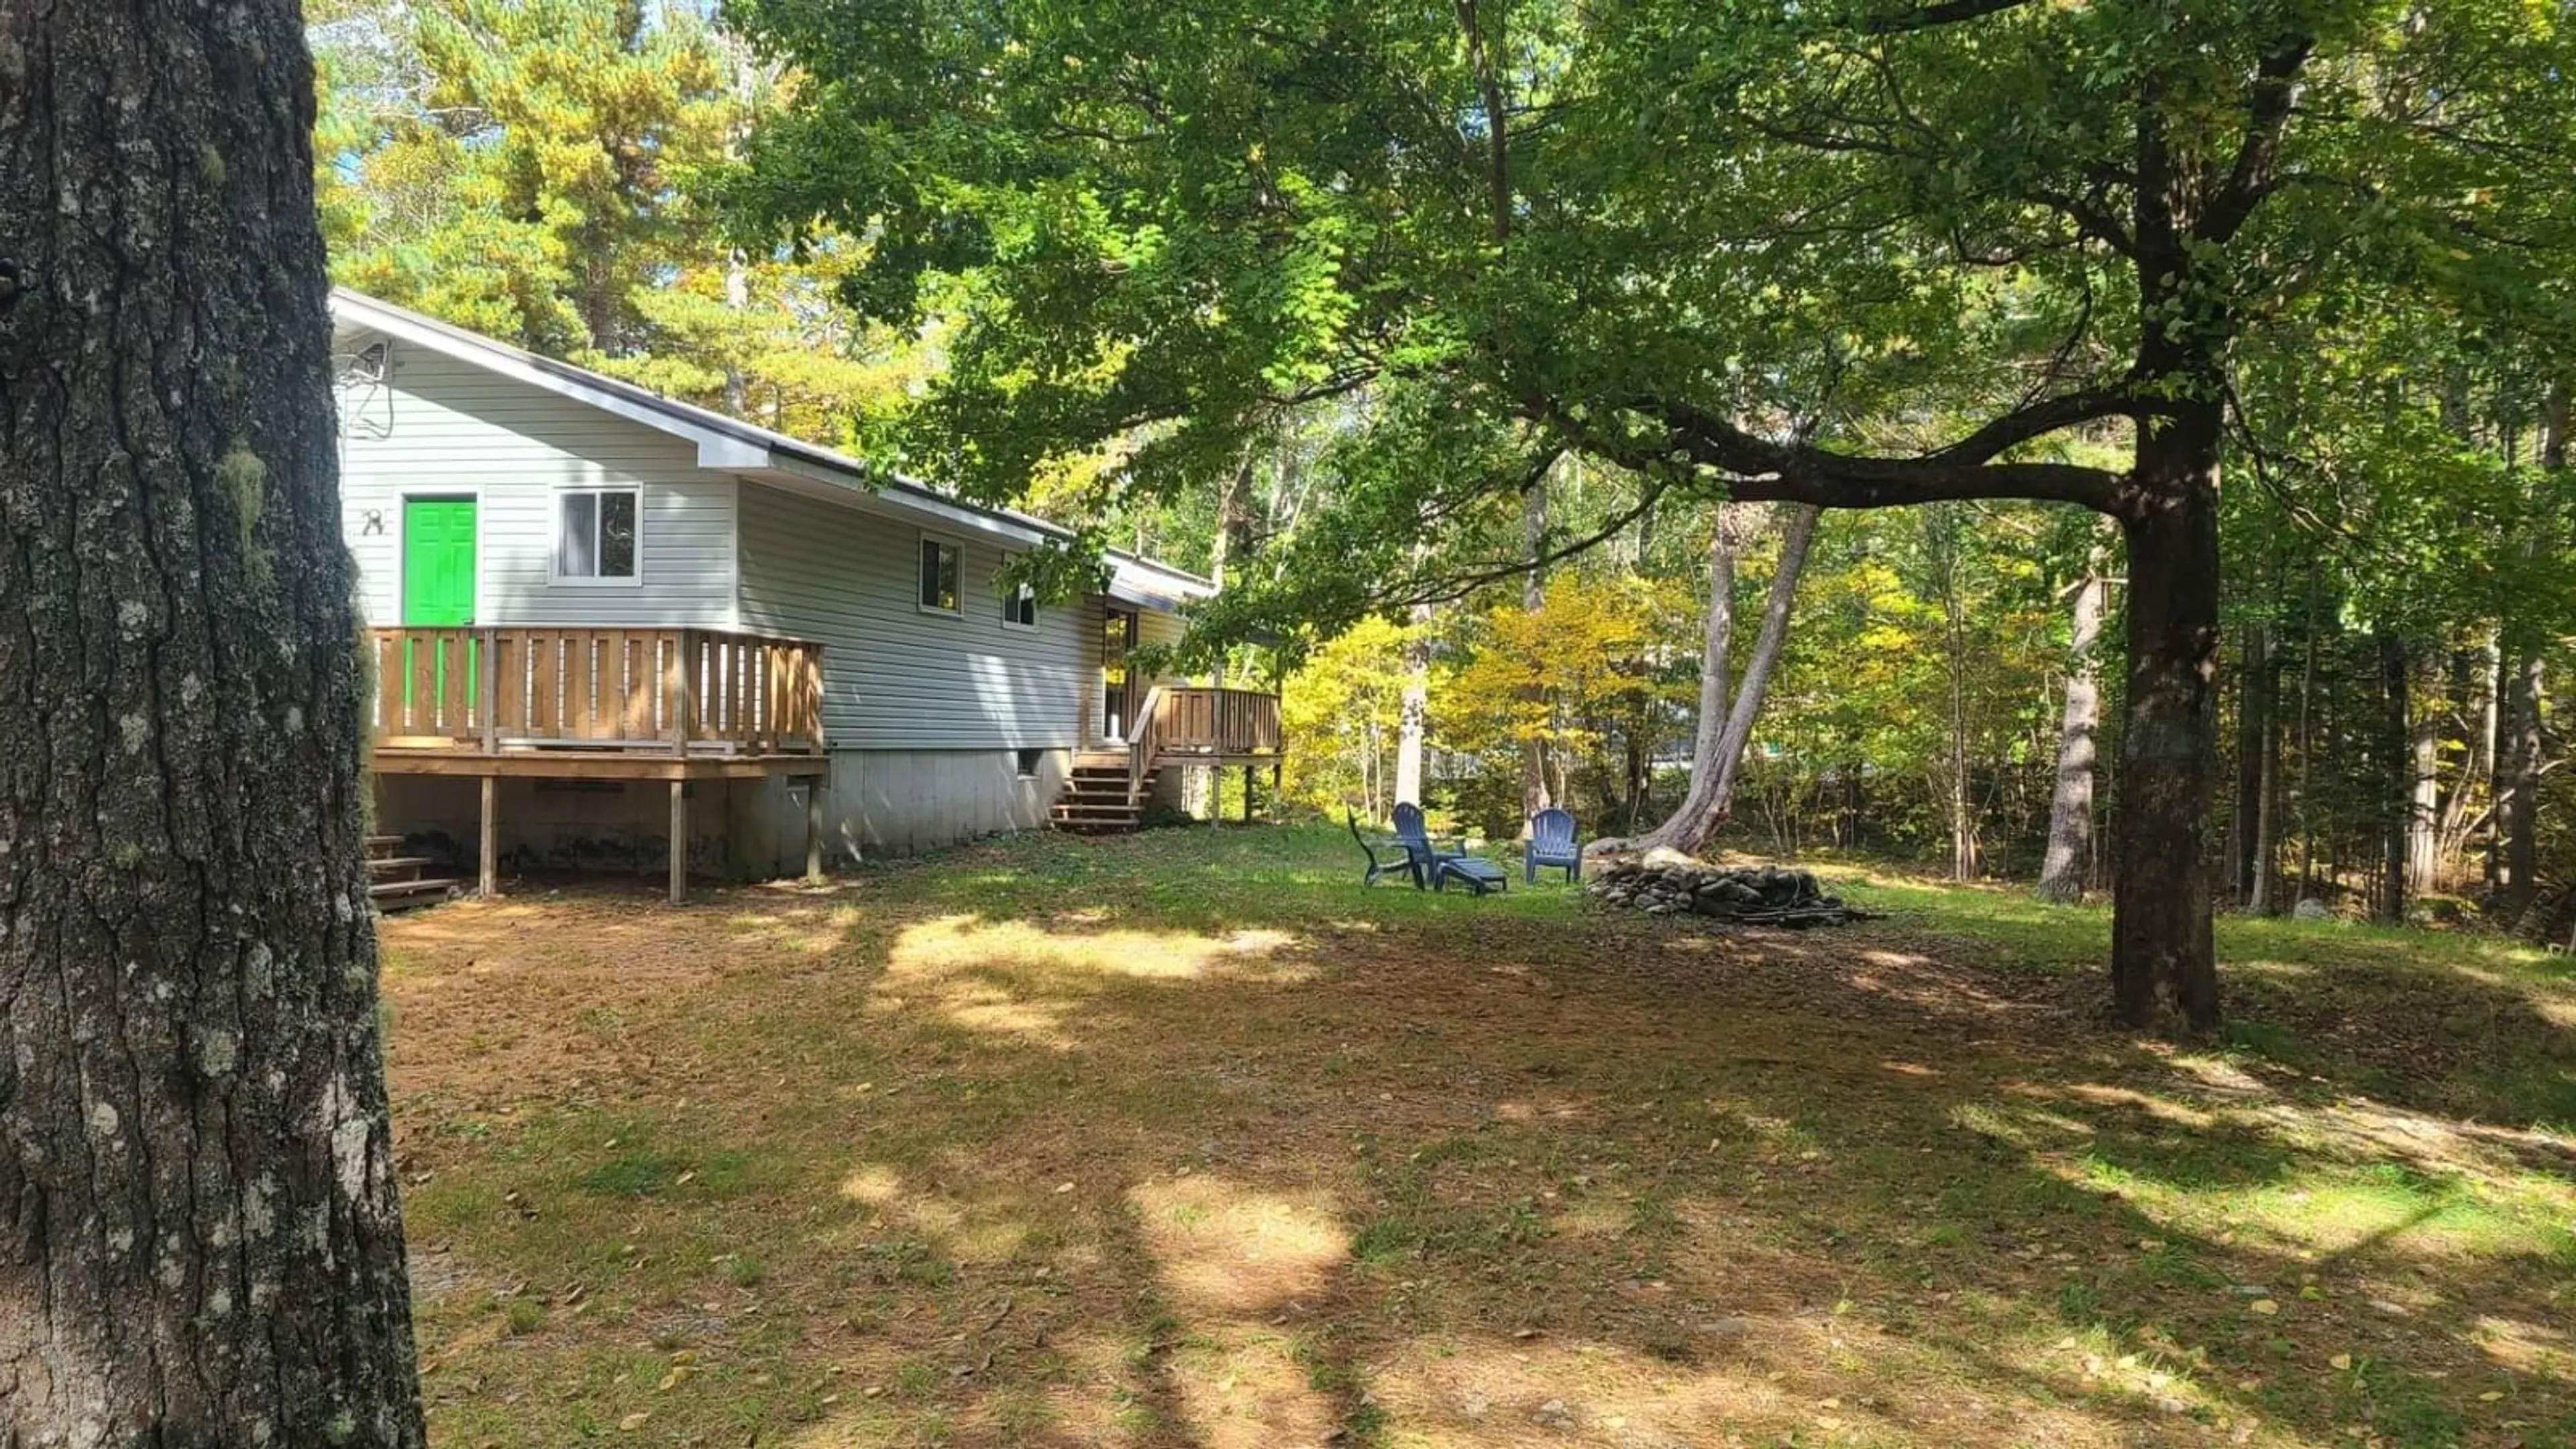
[364,834,406,855]
[369,876,462,910]
[1051,806,1142,824]
[364,855,437,875]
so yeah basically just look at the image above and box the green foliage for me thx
[1277,615,1415,820]
[311,0,918,435]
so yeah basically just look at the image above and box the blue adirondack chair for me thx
[1347,809,1411,888]
[1525,807,1582,885]
[1393,803,1507,896]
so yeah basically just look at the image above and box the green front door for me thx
[400,498,478,720]
[402,496,477,625]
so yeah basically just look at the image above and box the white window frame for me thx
[551,484,644,588]
[917,531,964,616]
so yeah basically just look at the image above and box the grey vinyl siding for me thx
[735,483,1093,751]
[337,335,738,630]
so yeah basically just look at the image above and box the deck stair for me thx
[1051,753,1155,833]
[366,833,463,911]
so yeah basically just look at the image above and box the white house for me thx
[329,290,1281,900]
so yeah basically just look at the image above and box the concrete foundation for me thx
[374,748,1075,886]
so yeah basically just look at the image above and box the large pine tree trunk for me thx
[2035,535,2110,903]
[0,3,426,1442]
[2109,402,2222,1031]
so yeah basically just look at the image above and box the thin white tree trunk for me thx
[1704,506,1820,821]
[1603,503,1819,857]
[2406,649,2442,892]
[1394,601,1432,808]
[1519,477,1552,831]
[2037,541,2111,902]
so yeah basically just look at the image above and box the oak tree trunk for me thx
[2036,533,2110,903]
[2109,401,2222,1032]
[0,3,426,1443]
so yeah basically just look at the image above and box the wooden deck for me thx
[365,626,827,901]
[1141,686,1283,767]
[1055,686,1283,833]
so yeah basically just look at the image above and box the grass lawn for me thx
[380,825,2576,1448]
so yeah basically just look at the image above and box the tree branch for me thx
[2198,34,2314,244]
[1856,0,2038,36]
[1532,388,2132,513]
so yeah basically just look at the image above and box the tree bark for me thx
[722,252,752,417]
[2249,648,2280,916]
[2500,382,2565,920]
[2036,530,2111,903]
[2108,401,2222,1032]
[1935,507,1979,881]
[2378,631,2410,924]
[0,4,426,1444]
[1663,504,1819,855]
[2501,649,2544,922]
[1519,476,1552,832]
[2440,634,2498,867]
[2226,621,2269,904]
[1601,508,1737,852]
[2405,647,2441,895]
[1394,601,1432,808]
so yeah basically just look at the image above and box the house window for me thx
[1015,748,1043,779]
[1002,580,1038,630]
[556,487,639,582]
[918,536,961,614]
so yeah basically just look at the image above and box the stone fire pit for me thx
[1584,853,1880,927]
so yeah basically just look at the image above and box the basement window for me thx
[1015,749,1043,780]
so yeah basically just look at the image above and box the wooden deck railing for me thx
[1150,686,1283,758]
[1121,685,1284,797]
[368,626,824,757]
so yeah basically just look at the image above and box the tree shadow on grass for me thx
[382,826,2576,1447]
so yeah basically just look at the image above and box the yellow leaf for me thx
[2330,1354,2352,1371]
[2249,1299,2279,1316]
[2479,1391,2505,1402]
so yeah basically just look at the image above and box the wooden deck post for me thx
[668,780,688,905]
[804,771,826,884]
[478,775,498,898]
[1243,763,1254,822]
[478,627,500,753]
